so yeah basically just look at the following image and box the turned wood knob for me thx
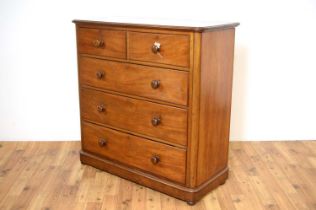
[98,138,107,147]
[97,104,105,112]
[92,39,104,48]
[151,155,160,165]
[151,80,160,89]
[96,71,104,79]
[151,116,161,126]
[152,42,161,54]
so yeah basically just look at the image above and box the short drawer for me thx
[80,88,187,146]
[79,57,189,105]
[77,27,126,59]
[82,122,186,184]
[128,32,190,68]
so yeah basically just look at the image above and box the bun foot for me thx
[187,201,195,205]
[220,179,227,185]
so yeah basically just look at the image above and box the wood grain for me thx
[81,122,186,184]
[0,141,315,210]
[79,56,189,106]
[186,32,201,187]
[128,32,190,67]
[196,29,236,185]
[80,88,188,146]
[78,27,126,59]
[79,54,190,71]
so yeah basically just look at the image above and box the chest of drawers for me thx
[73,19,239,204]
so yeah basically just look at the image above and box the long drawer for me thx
[80,88,188,146]
[79,57,189,105]
[82,122,186,184]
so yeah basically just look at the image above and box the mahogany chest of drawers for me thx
[73,19,239,204]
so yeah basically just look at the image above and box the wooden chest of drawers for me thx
[74,19,239,204]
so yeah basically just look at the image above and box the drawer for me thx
[80,88,187,146]
[77,27,126,59]
[82,122,186,183]
[79,57,189,105]
[128,32,190,67]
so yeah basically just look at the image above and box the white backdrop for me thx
[1,0,316,141]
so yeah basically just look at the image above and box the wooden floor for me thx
[0,141,315,210]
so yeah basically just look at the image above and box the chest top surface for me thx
[73,17,239,32]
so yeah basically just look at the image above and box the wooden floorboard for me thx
[0,141,315,210]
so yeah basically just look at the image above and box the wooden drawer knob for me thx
[152,42,161,54]
[97,104,105,112]
[92,40,104,48]
[151,155,160,164]
[151,116,161,126]
[98,138,107,147]
[151,80,160,89]
[96,71,105,79]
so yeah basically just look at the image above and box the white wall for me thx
[0,0,316,141]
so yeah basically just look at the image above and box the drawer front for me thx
[79,57,189,105]
[128,32,190,67]
[82,122,186,184]
[77,27,126,59]
[80,88,187,146]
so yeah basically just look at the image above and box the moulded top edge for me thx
[72,17,239,32]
